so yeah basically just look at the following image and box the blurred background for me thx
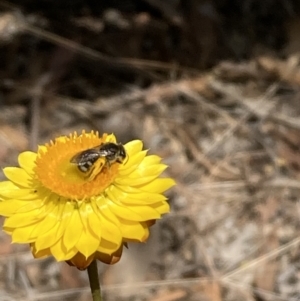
[1,0,300,300]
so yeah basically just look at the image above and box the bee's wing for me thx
[70,149,101,164]
[70,150,85,164]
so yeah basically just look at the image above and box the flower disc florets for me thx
[0,131,175,269]
[35,131,119,199]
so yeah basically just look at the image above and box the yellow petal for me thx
[0,200,20,216]
[90,202,122,245]
[86,206,102,240]
[31,204,60,237]
[55,202,73,240]
[0,199,41,216]
[3,167,33,188]
[119,219,148,241]
[0,188,38,200]
[0,181,20,191]
[62,209,83,251]
[15,200,43,214]
[122,150,147,169]
[105,193,145,221]
[118,155,162,176]
[97,238,120,255]
[12,223,39,242]
[142,155,162,165]
[151,201,170,215]
[137,178,175,193]
[124,140,143,156]
[95,200,120,227]
[4,208,43,228]
[126,204,162,219]
[50,239,78,261]
[114,174,163,186]
[76,202,101,258]
[108,185,167,205]
[78,202,92,232]
[34,223,60,251]
[18,151,37,175]
[117,164,139,176]
[31,245,51,259]
[76,229,100,258]
[114,183,171,197]
[101,220,122,246]
[108,198,161,221]
[129,164,167,178]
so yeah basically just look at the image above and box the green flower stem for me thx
[87,260,103,301]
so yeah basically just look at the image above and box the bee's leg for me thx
[84,165,95,180]
[86,159,105,181]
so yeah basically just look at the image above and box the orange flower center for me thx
[34,131,119,199]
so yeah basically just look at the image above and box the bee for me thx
[70,142,127,180]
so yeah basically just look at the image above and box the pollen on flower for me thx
[35,131,119,199]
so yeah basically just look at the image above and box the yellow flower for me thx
[0,131,174,269]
